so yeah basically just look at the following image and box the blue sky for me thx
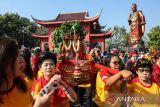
[0,0,160,36]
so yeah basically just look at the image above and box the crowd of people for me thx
[0,36,160,107]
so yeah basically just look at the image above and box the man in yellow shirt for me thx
[127,58,160,107]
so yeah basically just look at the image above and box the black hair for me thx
[135,58,152,72]
[21,48,34,80]
[0,37,27,103]
[95,45,101,50]
[34,47,41,54]
[39,52,57,66]
[132,3,137,8]
[105,54,124,69]
[119,50,125,53]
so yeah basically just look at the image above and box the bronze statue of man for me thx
[128,3,146,47]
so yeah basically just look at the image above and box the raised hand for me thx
[120,70,133,81]
[33,90,55,107]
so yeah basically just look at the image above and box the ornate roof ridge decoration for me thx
[58,11,88,16]
[31,10,101,25]
[100,24,107,29]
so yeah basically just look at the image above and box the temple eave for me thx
[32,34,49,38]
[83,15,99,22]
[90,32,112,38]
[35,21,64,26]
[33,15,99,25]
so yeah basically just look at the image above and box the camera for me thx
[39,75,61,96]
[39,81,60,96]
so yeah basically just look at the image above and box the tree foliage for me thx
[147,26,160,50]
[105,26,129,50]
[34,26,48,35]
[0,12,38,48]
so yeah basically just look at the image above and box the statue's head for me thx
[132,3,137,13]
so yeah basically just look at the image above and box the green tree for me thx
[0,12,38,48]
[147,26,160,50]
[105,26,129,50]
[34,26,48,35]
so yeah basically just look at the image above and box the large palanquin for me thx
[52,22,95,86]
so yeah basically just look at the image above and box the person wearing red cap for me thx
[126,50,138,75]
[129,50,138,58]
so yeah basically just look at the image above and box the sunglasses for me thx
[110,61,121,65]
[138,68,150,73]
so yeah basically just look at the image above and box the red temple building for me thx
[32,11,111,51]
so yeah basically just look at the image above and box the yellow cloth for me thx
[78,84,91,87]
[37,69,43,78]
[94,72,122,107]
[127,79,160,107]
[24,76,35,90]
[32,82,41,97]
[0,84,33,107]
